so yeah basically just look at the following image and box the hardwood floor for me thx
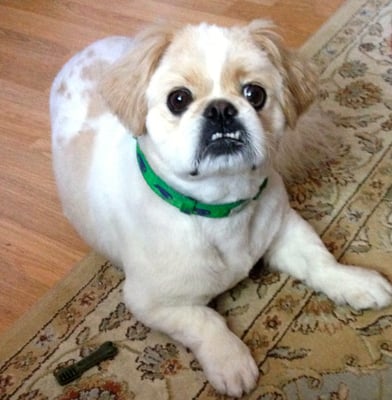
[0,0,345,335]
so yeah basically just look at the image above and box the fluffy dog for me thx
[50,20,392,397]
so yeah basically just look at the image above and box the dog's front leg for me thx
[124,286,258,397]
[266,209,392,310]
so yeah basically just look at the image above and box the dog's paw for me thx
[322,265,392,310]
[197,331,259,397]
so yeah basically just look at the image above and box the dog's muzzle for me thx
[198,99,248,159]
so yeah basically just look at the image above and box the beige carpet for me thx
[2,0,392,398]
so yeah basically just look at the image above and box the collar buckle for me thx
[179,197,198,215]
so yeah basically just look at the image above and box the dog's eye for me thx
[242,84,267,110]
[167,88,193,115]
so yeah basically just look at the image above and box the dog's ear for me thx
[248,20,318,128]
[100,25,174,136]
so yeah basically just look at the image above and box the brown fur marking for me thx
[100,24,176,136]
[56,81,68,95]
[67,128,95,186]
[86,91,107,119]
[248,20,318,128]
[81,60,110,82]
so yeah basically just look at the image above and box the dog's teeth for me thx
[211,133,223,141]
[210,131,241,142]
[225,131,241,139]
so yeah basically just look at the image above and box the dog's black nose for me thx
[203,100,238,125]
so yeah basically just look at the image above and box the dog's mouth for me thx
[190,128,250,176]
[203,130,246,157]
[190,100,255,176]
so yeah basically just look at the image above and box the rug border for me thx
[0,252,106,362]
[300,0,368,56]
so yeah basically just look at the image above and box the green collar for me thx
[136,142,268,218]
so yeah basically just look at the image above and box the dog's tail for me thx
[274,103,341,184]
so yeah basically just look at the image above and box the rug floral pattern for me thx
[1,0,392,399]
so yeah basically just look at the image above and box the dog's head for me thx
[101,20,317,179]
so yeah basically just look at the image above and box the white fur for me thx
[51,22,392,397]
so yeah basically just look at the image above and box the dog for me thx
[50,20,392,397]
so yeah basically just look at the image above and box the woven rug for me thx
[1,0,392,398]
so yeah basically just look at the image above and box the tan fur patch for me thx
[86,91,107,119]
[167,64,212,101]
[56,81,68,96]
[56,80,72,100]
[221,63,249,96]
[247,19,318,128]
[100,24,175,136]
[185,67,211,97]
[67,128,95,185]
[80,60,110,82]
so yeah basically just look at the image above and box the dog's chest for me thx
[197,216,259,283]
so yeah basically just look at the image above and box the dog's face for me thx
[102,20,317,179]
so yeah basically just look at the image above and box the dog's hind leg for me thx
[266,208,392,310]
